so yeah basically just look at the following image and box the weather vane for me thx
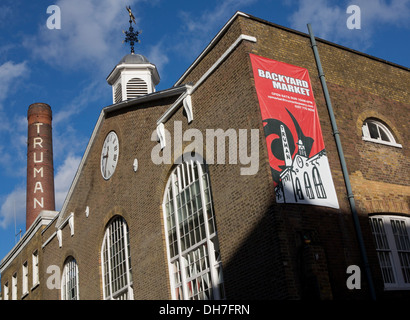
[123,6,140,54]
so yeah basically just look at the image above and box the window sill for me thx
[383,286,410,291]
[362,137,402,148]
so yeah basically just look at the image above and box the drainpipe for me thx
[307,24,376,301]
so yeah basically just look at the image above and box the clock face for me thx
[101,131,119,180]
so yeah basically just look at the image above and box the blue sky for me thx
[0,0,409,262]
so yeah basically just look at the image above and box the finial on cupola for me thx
[123,6,141,54]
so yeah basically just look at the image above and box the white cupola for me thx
[106,53,160,104]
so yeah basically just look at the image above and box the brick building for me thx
[1,11,409,300]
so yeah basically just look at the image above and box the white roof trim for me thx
[158,34,256,125]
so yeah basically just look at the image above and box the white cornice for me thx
[106,63,160,86]
[157,34,257,126]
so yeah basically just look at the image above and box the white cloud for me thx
[53,80,104,126]
[180,0,257,34]
[54,154,81,211]
[289,0,344,39]
[0,61,30,179]
[51,79,107,165]
[356,0,410,26]
[25,0,140,73]
[288,0,410,50]
[174,0,257,60]
[146,41,170,76]
[0,186,26,229]
[0,154,81,228]
[0,61,29,108]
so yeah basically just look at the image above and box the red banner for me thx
[250,54,339,208]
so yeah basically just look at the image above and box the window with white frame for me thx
[369,215,410,289]
[101,216,133,300]
[3,282,9,300]
[32,250,39,287]
[11,273,17,300]
[61,257,79,300]
[22,261,28,296]
[362,118,402,148]
[163,159,225,300]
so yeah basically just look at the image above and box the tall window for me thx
[61,257,79,300]
[3,282,9,300]
[312,167,326,199]
[362,118,402,148]
[101,216,133,300]
[369,215,410,289]
[163,159,225,300]
[12,273,17,300]
[304,172,314,199]
[32,250,39,287]
[295,178,304,200]
[22,261,28,296]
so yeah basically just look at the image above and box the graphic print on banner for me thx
[250,54,339,209]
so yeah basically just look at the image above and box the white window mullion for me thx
[173,170,189,300]
[386,219,403,286]
[389,218,410,287]
[106,230,114,300]
[122,221,133,299]
[163,187,177,299]
[197,163,220,299]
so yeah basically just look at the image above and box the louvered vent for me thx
[126,77,148,99]
[114,83,122,103]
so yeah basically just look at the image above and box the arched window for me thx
[312,167,326,199]
[101,216,133,300]
[163,159,225,300]
[295,177,304,200]
[362,118,402,148]
[61,256,79,300]
[304,172,314,199]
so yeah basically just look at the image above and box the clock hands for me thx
[101,132,119,180]
[103,145,110,177]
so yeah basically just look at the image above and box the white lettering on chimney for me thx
[33,123,45,211]
[34,197,44,209]
[34,123,43,134]
[34,137,43,148]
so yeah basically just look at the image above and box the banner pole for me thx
[307,23,376,300]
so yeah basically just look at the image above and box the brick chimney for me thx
[26,103,55,230]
